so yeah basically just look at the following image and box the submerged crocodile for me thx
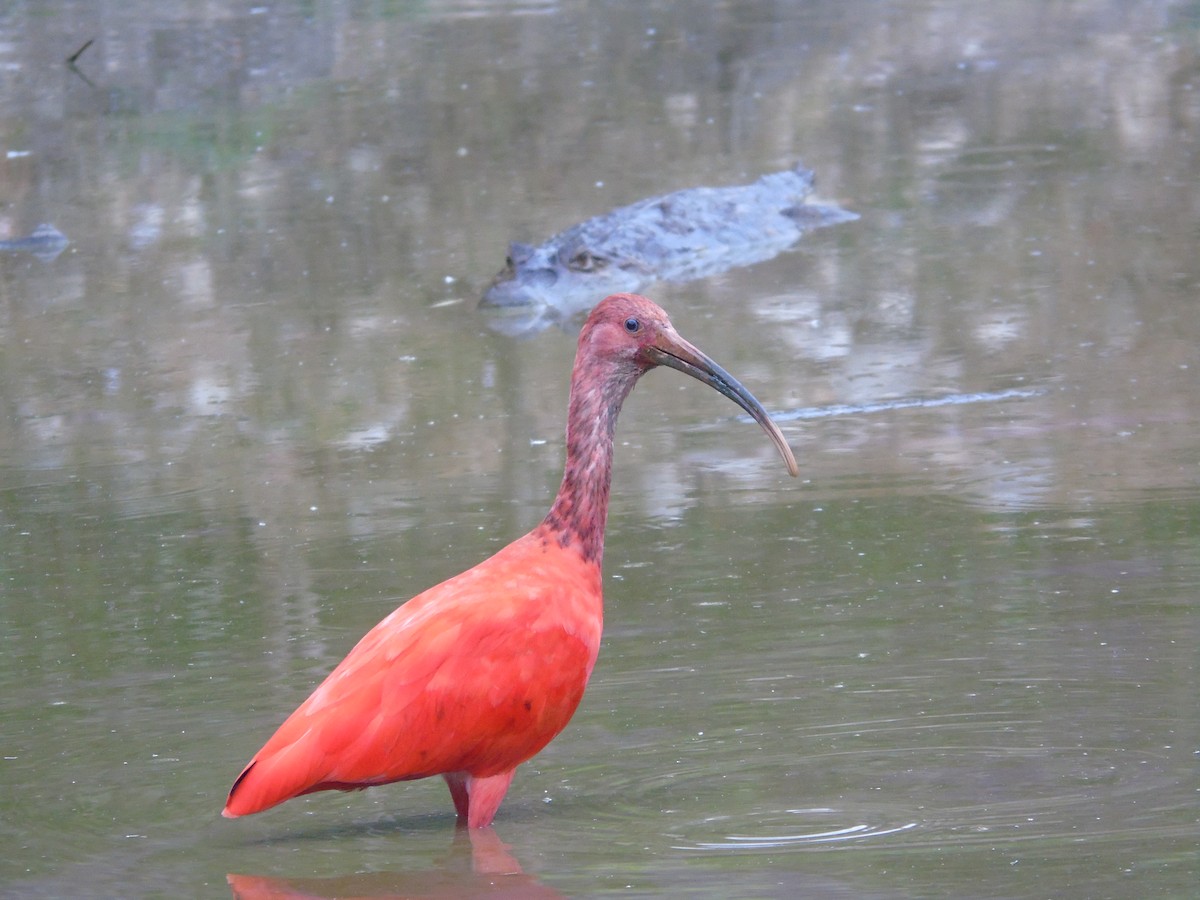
[0,224,69,262]
[481,164,856,328]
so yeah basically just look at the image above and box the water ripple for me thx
[676,819,919,851]
[755,387,1046,424]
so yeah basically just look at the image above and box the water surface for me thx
[1,2,1197,897]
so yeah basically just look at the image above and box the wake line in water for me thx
[676,820,920,851]
[756,387,1045,424]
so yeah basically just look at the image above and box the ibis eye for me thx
[624,317,640,333]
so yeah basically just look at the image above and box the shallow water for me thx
[1,1,1197,898]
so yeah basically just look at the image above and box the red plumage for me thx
[223,293,796,827]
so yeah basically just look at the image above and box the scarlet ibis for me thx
[223,292,798,828]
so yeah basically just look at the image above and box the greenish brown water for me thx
[1,2,1197,897]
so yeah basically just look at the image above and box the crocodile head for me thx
[482,239,641,309]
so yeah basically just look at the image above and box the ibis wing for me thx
[224,532,602,817]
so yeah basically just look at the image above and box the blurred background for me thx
[1,2,1196,897]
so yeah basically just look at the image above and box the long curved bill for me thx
[644,329,799,477]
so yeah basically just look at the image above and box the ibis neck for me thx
[541,357,640,565]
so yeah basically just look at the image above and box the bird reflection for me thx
[227,826,563,899]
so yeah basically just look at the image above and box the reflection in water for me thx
[227,827,564,899]
[0,223,69,261]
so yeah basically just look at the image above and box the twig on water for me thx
[67,38,94,65]
[66,38,96,88]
